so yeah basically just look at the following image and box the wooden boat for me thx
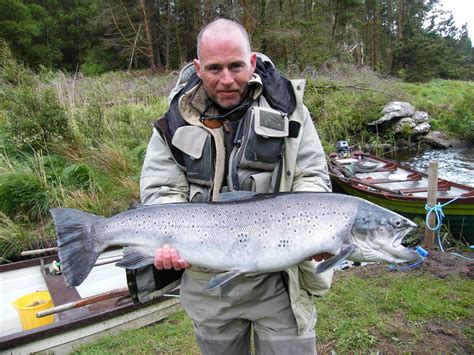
[0,250,181,354]
[328,151,474,244]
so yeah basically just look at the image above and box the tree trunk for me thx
[139,0,158,73]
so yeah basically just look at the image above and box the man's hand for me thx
[154,244,191,270]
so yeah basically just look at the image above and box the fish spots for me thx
[238,233,248,244]
[278,239,290,248]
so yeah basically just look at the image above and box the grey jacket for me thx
[140,63,334,334]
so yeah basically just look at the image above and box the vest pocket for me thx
[172,126,215,187]
[237,106,288,171]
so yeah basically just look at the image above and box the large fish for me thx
[51,192,419,290]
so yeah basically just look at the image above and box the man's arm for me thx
[140,128,190,205]
[291,105,331,192]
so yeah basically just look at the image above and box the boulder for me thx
[382,101,416,116]
[368,101,415,126]
[411,122,431,135]
[394,117,416,133]
[412,111,429,123]
[421,130,465,149]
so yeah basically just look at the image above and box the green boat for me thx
[328,151,474,244]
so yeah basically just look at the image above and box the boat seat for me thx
[398,180,452,194]
[360,173,422,184]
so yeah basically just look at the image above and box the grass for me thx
[71,310,198,355]
[315,274,472,352]
[70,272,473,354]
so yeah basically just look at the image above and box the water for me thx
[392,147,474,187]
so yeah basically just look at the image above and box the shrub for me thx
[0,85,72,152]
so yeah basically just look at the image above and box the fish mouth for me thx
[390,221,419,261]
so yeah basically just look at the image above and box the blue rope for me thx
[388,246,428,271]
[424,196,473,260]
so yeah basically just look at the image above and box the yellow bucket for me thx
[11,291,55,330]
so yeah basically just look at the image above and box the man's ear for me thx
[250,52,257,73]
[193,59,202,79]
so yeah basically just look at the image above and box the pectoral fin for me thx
[315,244,356,274]
[205,270,244,293]
[116,247,154,269]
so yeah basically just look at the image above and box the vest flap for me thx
[254,107,289,137]
[172,126,209,159]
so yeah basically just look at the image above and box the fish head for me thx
[348,202,419,264]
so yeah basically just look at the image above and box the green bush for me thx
[0,170,52,220]
[0,39,35,87]
[80,48,108,77]
[0,85,72,151]
[305,80,388,151]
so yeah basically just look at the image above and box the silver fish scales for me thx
[51,192,419,289]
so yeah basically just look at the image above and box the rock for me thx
[413,111,429,123]
[394,117,416,133]
[382,101,415,116]
[368,101,415,126]
[421,130,466,149]
[412,122,431,135]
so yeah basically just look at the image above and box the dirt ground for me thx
[319,249,473,354]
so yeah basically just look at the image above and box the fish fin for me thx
[50,208,105,287]
[116,247,154,269]
[315,244,356,274]
[205,270,244,293]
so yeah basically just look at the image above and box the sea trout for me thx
[51,192,419,289]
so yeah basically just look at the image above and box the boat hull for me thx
[329,152,474,244]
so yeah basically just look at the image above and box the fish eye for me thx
[392,219,402,227]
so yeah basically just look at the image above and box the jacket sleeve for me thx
[290,105,334,297]
[291,105,332,193]
[140,128,190,204]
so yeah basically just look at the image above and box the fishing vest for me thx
[154,55,301,202]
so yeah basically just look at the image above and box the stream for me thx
[391,147,474,187]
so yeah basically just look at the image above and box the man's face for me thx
[194,33,256,110]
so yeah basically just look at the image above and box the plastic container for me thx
[11,291,55,330]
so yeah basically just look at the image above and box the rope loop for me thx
[424,196,464,253]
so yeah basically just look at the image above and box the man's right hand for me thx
[154,244,191,270]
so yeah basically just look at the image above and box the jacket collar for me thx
[178,74,263,126]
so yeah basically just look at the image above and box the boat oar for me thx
[36,288,180,318]
[36,288,130,318]
[21,247,58,256]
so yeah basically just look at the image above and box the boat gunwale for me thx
[328,153,474,205]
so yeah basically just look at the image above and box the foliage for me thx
[1,1,473,82]
[447,91,474,141]
[400,80,474,142]
[394,11,474,82]
[0,38,36,86]
[0,0,102,70]
[0,212,38,263]
[0,85,72,152]
[304,76,400,151]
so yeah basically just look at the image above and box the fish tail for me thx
[50,208,105,287]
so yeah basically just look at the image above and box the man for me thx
[140,18,333,354]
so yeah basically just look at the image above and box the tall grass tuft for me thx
[0,212,54,263]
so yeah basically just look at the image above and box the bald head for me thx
[193,19,256,110]
[196,19,251,60]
